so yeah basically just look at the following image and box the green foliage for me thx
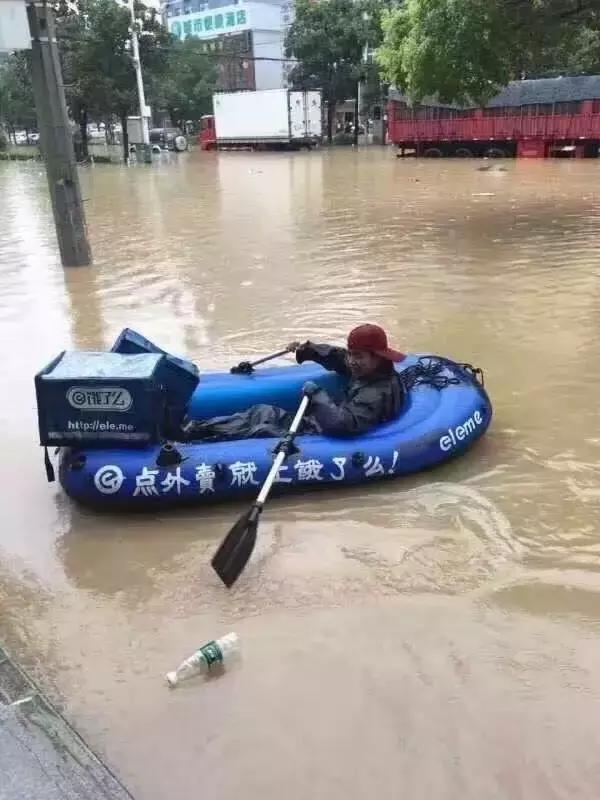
[0,53,37,132]
[377,5,409,94]
[1,0,214,165]
[377,0,600,105]
[55,0,214,135]
[378,0,516,105]
[153,38,216,129]
[561,15,600,75]
[285,0,363,95]
[59,0,133,121]
[137,4,177,109]
[286,0,386,138]
[53,0,215,160]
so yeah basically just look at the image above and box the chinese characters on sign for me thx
[97,449,405,499]
[196,463,216,494]
[170,10,247,40]
[330,456,346,481]
[229,460,259,488]
[294,459,323,482]
[161,467,190,495]
[363,456,385,477]
[134,466,159,497]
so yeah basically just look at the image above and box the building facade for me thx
[163,0,294,92]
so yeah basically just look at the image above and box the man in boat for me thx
[181,324,406,441]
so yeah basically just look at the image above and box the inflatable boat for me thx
[50,351,492,509]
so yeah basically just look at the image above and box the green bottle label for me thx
[199,641,223,669]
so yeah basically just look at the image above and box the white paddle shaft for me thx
[255,395,310,506]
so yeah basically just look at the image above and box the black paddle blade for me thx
[211,505,262,588]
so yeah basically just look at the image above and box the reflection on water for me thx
[2,151,600,799]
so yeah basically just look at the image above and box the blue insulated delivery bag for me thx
[35,351,167,447]
[111,328,199,432]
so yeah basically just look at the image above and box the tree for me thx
[135,3,175,111]
[152,38,216,130]
[377,0,600,106]
[56,1,92,158]
[285,0,383,142]
[560,12,600,74]
[56,0,133,160]
[0,53,37,143]
[56,0,175,161]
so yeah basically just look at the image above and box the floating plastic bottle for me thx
[165,632,239,688]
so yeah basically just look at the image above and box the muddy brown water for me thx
[1,149,600,799]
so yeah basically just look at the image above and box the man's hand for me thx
[302,381,320,397]
[287,341,301,352]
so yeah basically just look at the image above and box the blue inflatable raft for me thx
[57,354,492,508]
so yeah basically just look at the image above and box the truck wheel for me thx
[173,135,188,152]
[423,147,443,158]
[485,147,507,158]
[454,147,473,157]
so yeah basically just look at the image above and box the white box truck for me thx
[200,89,322,150]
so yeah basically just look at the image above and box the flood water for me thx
[1,149,600,799]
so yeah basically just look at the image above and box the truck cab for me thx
[199,115,216,151]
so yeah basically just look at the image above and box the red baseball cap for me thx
[347,324,405,363]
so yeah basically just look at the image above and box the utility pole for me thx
[127,0,151,161]
[357,10,370,147]
[26,0,92,267]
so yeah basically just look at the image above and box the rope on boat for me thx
[401,356,485,392]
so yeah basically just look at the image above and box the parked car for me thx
[88,128,106,141]
[149,127,187,152]
[13,131,39,145]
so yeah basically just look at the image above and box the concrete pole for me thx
[359,9,370,144]
[26,0,92,267]
[128,0,150,147]
[359,38,368,143]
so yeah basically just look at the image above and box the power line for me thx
[202,52,296,62]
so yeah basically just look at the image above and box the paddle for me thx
[230,347,293,375]
[211,394,311,588]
